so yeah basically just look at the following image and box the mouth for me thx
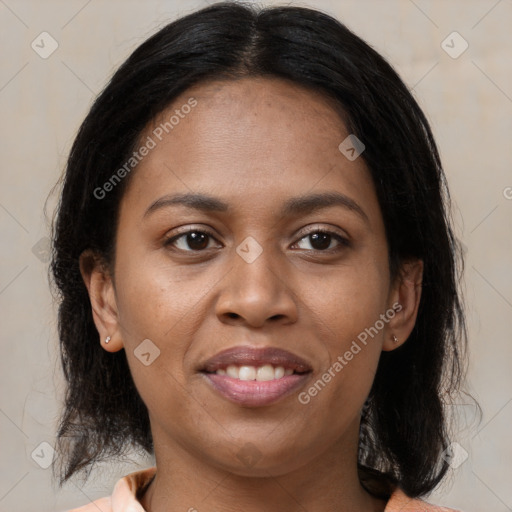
[199,346,312,407]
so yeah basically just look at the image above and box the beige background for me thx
[1,0,511,510]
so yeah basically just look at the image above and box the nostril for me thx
[226,312,239,319]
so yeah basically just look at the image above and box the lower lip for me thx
[202,372,310,407]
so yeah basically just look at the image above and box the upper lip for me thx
[200,346,313,373]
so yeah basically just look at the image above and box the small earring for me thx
[392,334,399,344]
[105,336,111,344]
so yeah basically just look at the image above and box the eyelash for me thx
[163,226,350,254]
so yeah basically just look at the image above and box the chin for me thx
[193,435,319,478]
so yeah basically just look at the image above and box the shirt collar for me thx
[111,466,156,512]
[109,466,458,512]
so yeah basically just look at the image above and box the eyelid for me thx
[163,225,223,250]
[168,224,219,238]
[294,224,350,243]
[297,223,347,235]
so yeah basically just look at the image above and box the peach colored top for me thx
[68,466,462,511]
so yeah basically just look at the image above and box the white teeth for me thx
[256,364,274,381]
[239,365,256,381]
[274,366,285,379]
[226,365,239,378]
[219,364,292,380]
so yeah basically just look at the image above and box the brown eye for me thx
[165,230,218,252]
[309,232,332,250]
[294,230,349,252]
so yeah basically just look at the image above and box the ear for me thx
[382,259,423,351]
[79,249,124,352]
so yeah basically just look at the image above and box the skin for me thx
[80,76,423,512]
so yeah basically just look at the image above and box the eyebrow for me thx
[143,191,369,223]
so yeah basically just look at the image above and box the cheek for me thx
[112,246,203,388]
[114,241,205,339]
[301,256,389,343]
[114,266,177,338]
[111,259,202,422]
[297,256,389,401]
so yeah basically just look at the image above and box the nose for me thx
[215,244,299,328]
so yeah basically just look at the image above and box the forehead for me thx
[120,76,377,222]
[144,76,349,156]
[181,76,346,121]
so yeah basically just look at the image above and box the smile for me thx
[202,371,311,407]
[199,345,312,407]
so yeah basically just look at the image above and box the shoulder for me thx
[385,488,464,512]
[64,466,156,512]
[66,496,112,511]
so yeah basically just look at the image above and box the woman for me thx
[50,2,468,511]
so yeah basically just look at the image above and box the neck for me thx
[140,422,387,512]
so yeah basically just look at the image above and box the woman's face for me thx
[89,76,418,476]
